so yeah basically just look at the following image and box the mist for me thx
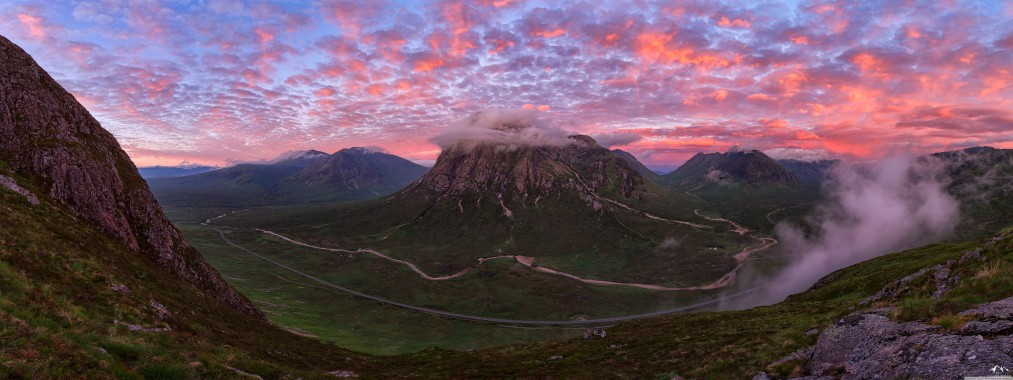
[735,155,960,307]
[430,108,571,149]
[591,132,643,148]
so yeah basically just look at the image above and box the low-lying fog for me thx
[725,154,960,309]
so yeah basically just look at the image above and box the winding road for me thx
[208,225,775,326]
[257,226,774,291]
[205,204,777,292]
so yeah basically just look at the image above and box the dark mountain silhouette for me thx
[664,149,801,189]
[138,165,218,179]
[148,147,427,207]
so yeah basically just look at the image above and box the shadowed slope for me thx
[0,35,259,317]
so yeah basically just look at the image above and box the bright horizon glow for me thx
[2,0,1010,167]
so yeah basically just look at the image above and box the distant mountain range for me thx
[138,165,218,179]
[148,147,429,207]
[228,131,755,288]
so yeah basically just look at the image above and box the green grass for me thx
[165,204,768,354]
[4,167,1012,378]
[364,231,1012,378]
[0,178,372,378]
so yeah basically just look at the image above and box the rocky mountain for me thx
[270,149,330,165]
[0,35,259,317]
[148,147,426,207]
[138,165,218,179]
[402,135,647,204]
[364,134,662,264]
[612,149,662,182]
[664,149,801,189]
[232,127,746,287]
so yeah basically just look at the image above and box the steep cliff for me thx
[0,35,260,318]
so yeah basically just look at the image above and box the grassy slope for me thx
[372,230,1011,378]
[0,174,374,379]
[5,168,1010,378]
[216,181,752,286]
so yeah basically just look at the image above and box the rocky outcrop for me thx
[757,234,1013,380]
[0,174,39,205]
[782,300,1013,379]
[0,35,261,318]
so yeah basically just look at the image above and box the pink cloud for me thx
[16,13,45,39]
[4,0,1008,167]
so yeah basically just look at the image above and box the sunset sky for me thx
[3,0,1011,169]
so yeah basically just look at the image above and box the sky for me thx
[2,0,1011,169]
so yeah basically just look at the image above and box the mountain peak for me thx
[340,146,387,155]
[270,149,330,163]
[665,149,800,189]
[403,133,646,205]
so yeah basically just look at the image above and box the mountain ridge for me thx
[148,147,428,206]
[138,165,218,179]
[612,148,662,181]
[664,149,801,189]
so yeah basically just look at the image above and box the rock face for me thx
[403,135,646,205]
[759,234,1013,380]
[792,300,1013,379]
[0,35,261,318]
[0,174,39,205]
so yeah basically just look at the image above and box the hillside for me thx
[369,228,1013,378]
[664,149,801,189]
[612,149,662,181]
[0,35,257,317]
[0,34,370,378]
[0,174,376,378]
[776,159,837,188]
[931,146,1013,240]
[661,149,819,232]
[148,147,428,207]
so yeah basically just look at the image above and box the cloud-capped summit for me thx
[429,109,570,149]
